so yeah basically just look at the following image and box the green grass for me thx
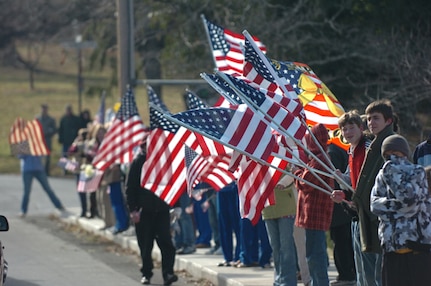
[0,46,186,175]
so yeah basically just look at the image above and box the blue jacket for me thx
[413,138,431,167]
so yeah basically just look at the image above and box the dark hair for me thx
[365,99,393,120]
[338,110,363,128]
[365,99,399,132]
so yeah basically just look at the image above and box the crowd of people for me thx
[17,98,431,286]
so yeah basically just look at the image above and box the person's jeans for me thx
[265,217,297,286]
[362,249,382,286]
[108,182,129,231]
[352,221,382,286]
[217,183,241,262]
[193,196,212,245]
[21,170,63,214]
[207,192,220,249]
[305,229,329,286]
[176,192,195,248]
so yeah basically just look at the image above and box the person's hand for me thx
[331,190,345,203]
[185,205,194,214]
[130,210,141,223]
[275,184,284,190]
[201,200,210,213]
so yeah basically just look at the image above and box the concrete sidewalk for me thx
[60,208,338,286]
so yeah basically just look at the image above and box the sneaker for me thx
[330,280,356,286]
[141,276,151,285]
[217,260,232,267]
[18,212,26,218]
[164,273,178,285]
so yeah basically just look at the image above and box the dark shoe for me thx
[141,276,151,285]
[164,273,178,285]
[195,243,211,248]
[217,260,232,267]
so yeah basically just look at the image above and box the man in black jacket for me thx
[125,141,177,285]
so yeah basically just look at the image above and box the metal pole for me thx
[116,0,131,98]
[77,44,83,113]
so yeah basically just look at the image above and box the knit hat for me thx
[381,134,410,158]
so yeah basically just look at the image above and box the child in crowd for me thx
[370,134,431,286]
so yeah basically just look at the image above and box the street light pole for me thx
[73,19,83,113]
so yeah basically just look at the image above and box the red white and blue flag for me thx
[9,117,49,156]
[92,88,147,171]
[140,86,197,206]
[202,15,266,76]
[184,145,235,194]
[77,169,104,193]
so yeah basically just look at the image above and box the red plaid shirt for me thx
[295,124,334,231]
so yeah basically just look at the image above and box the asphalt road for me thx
[0,174,195,286]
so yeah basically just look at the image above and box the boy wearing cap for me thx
[370,134,431,286]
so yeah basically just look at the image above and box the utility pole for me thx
[65,19,96,113]
[73,19,84,113]
[116,0,134,98]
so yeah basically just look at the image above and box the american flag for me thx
[92,88,147,171]
[185,142,235,192]
[236,155,288,225]
[242,34,305,120]
[218,72,307,141]
[274,60,347,148]
[277,61,345,129]
[9,117,49,156]
[184,90,235,156]
[57,157,80,173]
[201,15,266,76]
[169,104,276,162]
[140,86,197,206]
[183,92,236,190]
[184,90,208,110]
[77,169,104,193]
[201,73,243,106]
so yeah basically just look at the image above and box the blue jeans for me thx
[176,192,195,248]
[193,196,212,245]
[239,217,272,266]
[108,182,129,231]
[21,170,63,214]
[217,183,241,262]
[352,221,382,286]
[305,229,329,286]
[265,217,297,286]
